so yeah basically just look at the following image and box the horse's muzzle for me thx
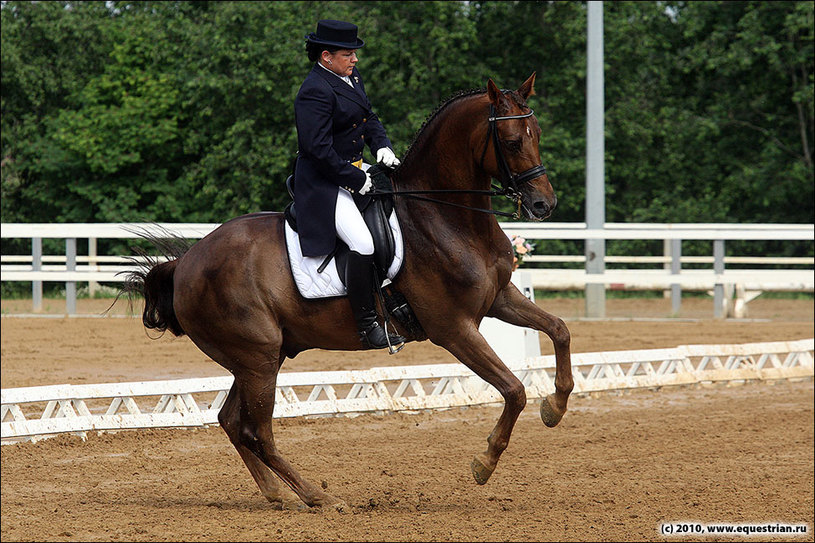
[533,198,556,219]
[523,194,557,220]
[518,171,557,220]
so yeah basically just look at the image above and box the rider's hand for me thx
[376,147,401,168]
[359,172,374,195]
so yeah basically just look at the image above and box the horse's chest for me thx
[440,246,508,291]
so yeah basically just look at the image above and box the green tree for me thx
[348,0,483,156]
[668,0,813,224]
[2,0,812,235]
[168,1,317,221]
[469,1,589,222]
[2,1,113,223]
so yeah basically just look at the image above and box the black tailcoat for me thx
[293,65,392,256]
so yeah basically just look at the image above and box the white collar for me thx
[317,62,353,87]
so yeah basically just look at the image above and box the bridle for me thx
[479,104,548,207]
[374,103,548,219]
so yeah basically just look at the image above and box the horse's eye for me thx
[502,139,522,152]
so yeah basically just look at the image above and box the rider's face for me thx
[323,49,358,77]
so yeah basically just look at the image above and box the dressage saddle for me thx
[284,164,397,285]
[284,165,426,340]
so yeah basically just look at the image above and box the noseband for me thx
[479,104,548,200]
[374,103,548,219]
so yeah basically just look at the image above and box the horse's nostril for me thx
[533,198,557,213]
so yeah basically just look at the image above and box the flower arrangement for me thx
[509,234,535,270]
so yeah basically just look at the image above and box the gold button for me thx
[363,118,367,122]
[353,123,357,128]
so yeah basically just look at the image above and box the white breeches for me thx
[334,187,374,255]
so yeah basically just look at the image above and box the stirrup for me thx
[359,321,405,353]
[382,320,405,354]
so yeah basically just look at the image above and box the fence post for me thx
[88,237,98,297]
[32,237,42,312]
[670,238,682,315]
[713,239,725,319]
[66,238,77,315]
[585,1,606,318]
[663,239,671,299]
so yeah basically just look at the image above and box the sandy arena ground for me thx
[1,296,813,541]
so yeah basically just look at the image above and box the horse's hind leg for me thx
[440,326,527,485]
[217,374,302,509]
[487,283,574,426]
[229,364,346,510]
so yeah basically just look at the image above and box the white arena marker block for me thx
[479,271,541,367]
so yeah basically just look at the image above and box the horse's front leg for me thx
[440,326,527,485]
[487,283,574,427]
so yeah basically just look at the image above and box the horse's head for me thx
[479,73,556,220]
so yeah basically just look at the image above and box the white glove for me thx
[376,147,401,168]
[359,172,373,195]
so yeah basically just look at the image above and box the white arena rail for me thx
[2,222,812,318]
[2,338,812,445]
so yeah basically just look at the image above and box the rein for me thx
[373,104,547,219]
[373,185,519,218]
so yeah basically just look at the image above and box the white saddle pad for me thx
[285,208,405,299]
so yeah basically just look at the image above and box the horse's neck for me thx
[396,96,491,198]
[394,98,501,242]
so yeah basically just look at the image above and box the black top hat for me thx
[305,19,365,49]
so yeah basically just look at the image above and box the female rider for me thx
[294,19,405,350]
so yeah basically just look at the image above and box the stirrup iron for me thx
[383,319,404,355]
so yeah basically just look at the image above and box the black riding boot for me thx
[346,251,406,349]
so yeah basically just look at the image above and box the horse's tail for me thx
[138,259,185,337]
[115,229,191,338]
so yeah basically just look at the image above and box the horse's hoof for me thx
[282,500,310,512]
[263,489,302,510]
[540,395,564,428]
[323,500,348,513]
[312,495,348,513]
[264,498,287,511]
[470,455,494,485]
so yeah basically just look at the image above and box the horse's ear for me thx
[518,72,536,100]
[487,78,504,106]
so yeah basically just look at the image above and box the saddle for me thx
[284,164,396,284]
[284,165,426,340]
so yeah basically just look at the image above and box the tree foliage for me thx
[2,0,813,231]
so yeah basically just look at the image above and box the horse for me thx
[121,73,574,510]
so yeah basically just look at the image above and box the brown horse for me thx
[123,73,573,510]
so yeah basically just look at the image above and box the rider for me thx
[294,19,405,350]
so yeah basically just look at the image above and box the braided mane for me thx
[399,88,486,166]
[398,86,529,167]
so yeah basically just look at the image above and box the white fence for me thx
[1,222,813,317]
[2,338,812,444]
[501,222,813,318]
